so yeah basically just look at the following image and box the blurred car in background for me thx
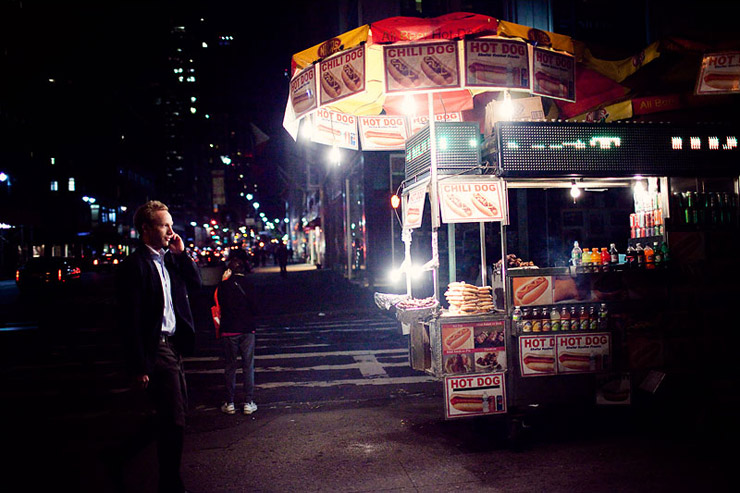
[15,257,82,292]
[90,252,123,271]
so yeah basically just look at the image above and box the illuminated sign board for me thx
[494,122,739,177]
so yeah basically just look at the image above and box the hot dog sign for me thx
[383,41,461,93]
[438,180,506,223]
[445,372,507,419]
[519,333,611,377]
[696,51,740,95]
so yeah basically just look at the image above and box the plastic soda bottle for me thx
[512,306,523,332]
[571,241,582,267]
[635,243,645,268]
[644,243,655,269]
[601,247,610,271]
[592,248,602,270]
[582,248,591,272]
[609,243,619,265]
[550,306,560,331]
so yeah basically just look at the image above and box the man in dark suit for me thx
[116,200,201,493]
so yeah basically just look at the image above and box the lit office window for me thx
[50,181,58,191]
[68,177,75,191]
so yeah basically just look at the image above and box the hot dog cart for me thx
[383,119,740,425]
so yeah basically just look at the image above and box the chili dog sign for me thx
[531,46,575,102]
[696,51,740,95]
[464,38,530,91]
[318,45,366,106]
[383,41,461,93]
[438,180,506,223]
[445,372,506,419]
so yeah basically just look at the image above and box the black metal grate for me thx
[405,122,482,182]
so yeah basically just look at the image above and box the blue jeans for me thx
[221,333,255,404]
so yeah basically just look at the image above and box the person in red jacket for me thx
[217,257,259,415]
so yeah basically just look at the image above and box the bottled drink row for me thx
[671,191,737,227]
[513,304,608,333]
[570,240,669,272]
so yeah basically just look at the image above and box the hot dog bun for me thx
[535,71,568,98]
[341,63,362,91]
[469,62,508,84]
[387,58,422,88]
[523,353,555,372]
[321,71,342,98]
[471,192,498,217]
[444,327,471,351]
[515,277,549,305]
[704,72,740,90]
[443,193,473,217]
[420,55,455,85]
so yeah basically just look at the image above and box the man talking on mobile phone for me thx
[116,200,201,493]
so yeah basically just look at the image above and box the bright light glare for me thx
[401,94,417,116]
[253,202,260,210]
[499,91,514,121]
[329,146,341,165]
[570,184,581,199]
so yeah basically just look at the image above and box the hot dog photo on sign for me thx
[383,41,460,93]
[696,51,740,95]
[512,276,553,305]
[319,45,366,105]
[442,325,473,353]
[531,46,575,101]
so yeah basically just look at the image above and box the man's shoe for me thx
[220,402,236,415]
[243,401,258,414]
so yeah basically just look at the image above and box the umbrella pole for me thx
[428,93,441,301]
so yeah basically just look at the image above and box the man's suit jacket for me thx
[117,244,202,376]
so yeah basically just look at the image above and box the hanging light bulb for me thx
[499,90,514,121]
[401,94,417,116]
[570,180,581,202]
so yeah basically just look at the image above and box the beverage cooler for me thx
[378,120,740,425]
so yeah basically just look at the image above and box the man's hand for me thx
[168,233,185,254]
[135,374,150,390]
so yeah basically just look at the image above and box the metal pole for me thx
[447,222,456,283]
[345,177,352,280]
[479,221,487,286]
[428,93,440,300]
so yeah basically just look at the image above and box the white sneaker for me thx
[220,402,236,415]
[243,401,258,414]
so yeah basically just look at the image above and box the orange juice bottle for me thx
[644,243,655,269]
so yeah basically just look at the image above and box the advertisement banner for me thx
[695,51,740,95]
[441,319,506,374]
[318,45,366,107]
[438,179,506,223]
[358,115,408,150]
[519,334,556,376]
[445,372,507,419]
[556,332,611,374]
[383,41,461,94]
[403,185,426,229]
[531,46,576,102]
[519,332,611,377]
[310,109,359,150]
[511,276,553,306]
[290,65,318,118]
[464,37,530,90]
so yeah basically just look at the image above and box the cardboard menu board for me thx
[311,108,359,150]
[383,41,461,93]
[519,332,611,377]
[318,45,366,106]
[464,37,530,91]
[441,320,506,375]
[438,180,506,223]
[531,46,575,102]
[290,65,318,118]
[358,115,408,150]
[444,372,507,419]
[695,51,740,95]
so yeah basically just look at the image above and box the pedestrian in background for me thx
[276,241,288,278]
[217,257,259,415]
[116,200,202,493]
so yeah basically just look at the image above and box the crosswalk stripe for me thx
[185,348,408,362]
[256,375,437,389]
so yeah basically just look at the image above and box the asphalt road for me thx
[0,264,736,492]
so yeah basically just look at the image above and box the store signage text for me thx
[448,374,502,390]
